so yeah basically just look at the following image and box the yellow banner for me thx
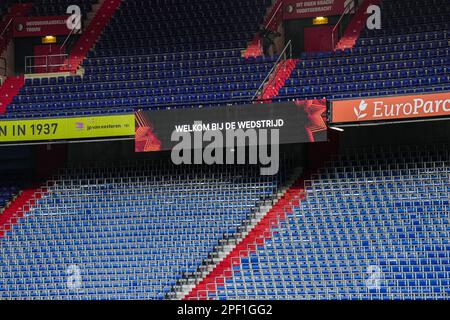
[0,115,135,142]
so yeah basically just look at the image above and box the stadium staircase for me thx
[183,139,336,300]
[0,75,24,114]
[186,144,450,300]
[0,163,285,299]
[334,0,383,51]
[243,0,284,58]
[168,167,302,299]
[243,37,264,59]
[259,58,299,102]
[183,170,308,300]
[299,146,447,299]
[274,0,449,102]
[0,186,47,239]
[0,145,66,239]
[66,0,122,72]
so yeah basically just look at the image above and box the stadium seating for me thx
[1,0,449,304]
[275,0,450,102]
[2,0,275,118]
[0,163,283,299]
[91,0,271,57]
[0,146,35,231]
[0,179,21,210]
[0,147,32,211]
[193,144,450,300]
[28,0,97,17]
[3,52,277,118]
[3,0,449,118]
[0,0,26,19]
[0,0,97,17]
[0,1,13,19]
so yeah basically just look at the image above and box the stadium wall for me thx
[338,120,450,149]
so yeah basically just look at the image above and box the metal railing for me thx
[331,0,359,49]
[251,40,292,102]
[0,18,14,53]
[0,18,13,39]
[25,54,69,74]
[60,19,82,54]
[265,0,284,32]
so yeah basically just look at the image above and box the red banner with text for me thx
[284,0,348,19]
[13,16,75,37]
[330,92,450,124]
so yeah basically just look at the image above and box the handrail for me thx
[60,25,76,53]
[60,17,81,53]
[0,18,13,40]
[265,0,284,31]
[331,0,359,48]
[25,54,69,74]
[251,40,292,102]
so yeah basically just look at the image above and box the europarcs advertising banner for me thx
[330,92,450,124]
[0,115,135,143]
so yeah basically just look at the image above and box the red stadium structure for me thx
[0,0,449,301]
